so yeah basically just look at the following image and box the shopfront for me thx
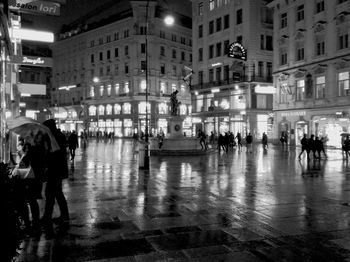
[157,118,168,135]
[114,119,122,137]
[123,119,133,137]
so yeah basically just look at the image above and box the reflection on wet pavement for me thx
[16,140,350,261]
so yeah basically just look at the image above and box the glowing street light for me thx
[93,77,100,83]
[164,15,175,26]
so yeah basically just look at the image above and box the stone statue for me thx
[170,90,181,116]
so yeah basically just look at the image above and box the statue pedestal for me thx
[168,116,184,138]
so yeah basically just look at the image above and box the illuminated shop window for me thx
[98,105,105,115]
[180,104,187,115]
[99,85,104,97]
[90,86,95,97]
[114,104,121,114]
[107,84,111,96]
[338,72,349,96]
[316,76,325,99]
[196,95,203,112]
[140,79,146,91]
[138,102,151,114]
[106,104,112,115]
[123,103,131,114]
[89,106,96,116]
[296,79,305,101]
[209,0,215,10]
[115,83,120,94]
[159,103,168,114]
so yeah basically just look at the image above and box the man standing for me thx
[42,119,69,235]
[68,130,79,161]
[246,133,253,153]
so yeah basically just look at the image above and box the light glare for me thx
[12,28,54,43]
[164,15,175,26]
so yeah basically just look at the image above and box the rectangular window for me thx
[297,47,304,61]
[172,49,176,59]
[107,50,111,60]
[140,26,147,35]
[224,15,229,29]
[106,35,111,43]
[181,37,186,44]
[216,67,221,82]
[106,65,111,75]
[114,48,119,57]
[125,46,129,56]
[224,65,229,81]
[160,30,165,38]
[171,34,177,42]
[296,79,305,101]
[216,43,222,57]
[338,72,349,96]
[236,9,242,24]
[209,0,215,10]
[124,29,129,38]
[99,37,103,45]
[316,41,325,55]
[257,95,267,109]
[198,71,203,85]
[172,65,176,76]
[198,2,203,15]
[339,34,349,50]
[124,82,129,93]
[209,45,214,59]
[296,5,304,22]
[338,0,348,4]
[141,61,146,71]
[91,54,94,63]
[224,40,229,55]
[258,61,264,77]
[99,52,103,61]
[125,63,129,74]
[209,21,214,34]
[181,52,185,61]
[216,17,222,32]
[281,12,287,28]
[198,25,203,38]
[160,46,165,56]
[267,62,272,79]
[316,76,325,99]
[114,32,119,41]
[209,69,214,82]
[90,40,94,47]
[260,35,265,50]
[266,35,273,50]
[115,83,120,95]
[160,64,165,74]
[316,1,324,13]
[280,52,287,65]
[141,43,146,53]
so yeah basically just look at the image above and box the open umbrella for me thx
[6,116,60,152]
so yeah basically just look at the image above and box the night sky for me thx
[21,0,192,33]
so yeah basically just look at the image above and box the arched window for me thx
[98,105,105,115]
[123,103,131,114]
[106,104,112,115]
[114,104,121,114]
[89,105,96,116]
[140,79,146,91]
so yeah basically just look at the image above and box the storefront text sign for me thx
[228,42,247,61]
[9,0,61,16]
[281,111,306,117]
[11,55,53,67]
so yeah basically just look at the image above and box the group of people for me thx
[298,134,327,160]
[10,119,70,237]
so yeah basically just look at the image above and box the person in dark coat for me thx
[308,134,317,159]
[298,134,309,160]
[42,119,69,234]
[68,130,79,160]
[236,132,242,151]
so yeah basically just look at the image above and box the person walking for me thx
[198,130,207,150]
[236,132,242,151]
[262,132,268,150]
[68,130,79,161]
[298,134,309,160]
[308,134,317,159]
[42,119,70,235]
[246,133,253,153]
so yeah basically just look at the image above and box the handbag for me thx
[11,154,35,179]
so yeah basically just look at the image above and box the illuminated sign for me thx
[281,111,306,117]
[228,42,247,61]
[11,55,53,67]
[9,0,61,16]
[18,83,46,95]
[211,62,222,67]
[11,28,54,42]
[254,85,276,94]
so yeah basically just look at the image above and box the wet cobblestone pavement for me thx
[16,140,350,261]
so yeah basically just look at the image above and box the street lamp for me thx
[144,1,174,170]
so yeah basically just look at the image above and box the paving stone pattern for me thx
[15,140,350,262]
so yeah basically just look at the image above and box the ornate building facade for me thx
[51,0,192,137]
[268,0,350,147]
[190,0,274,139]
